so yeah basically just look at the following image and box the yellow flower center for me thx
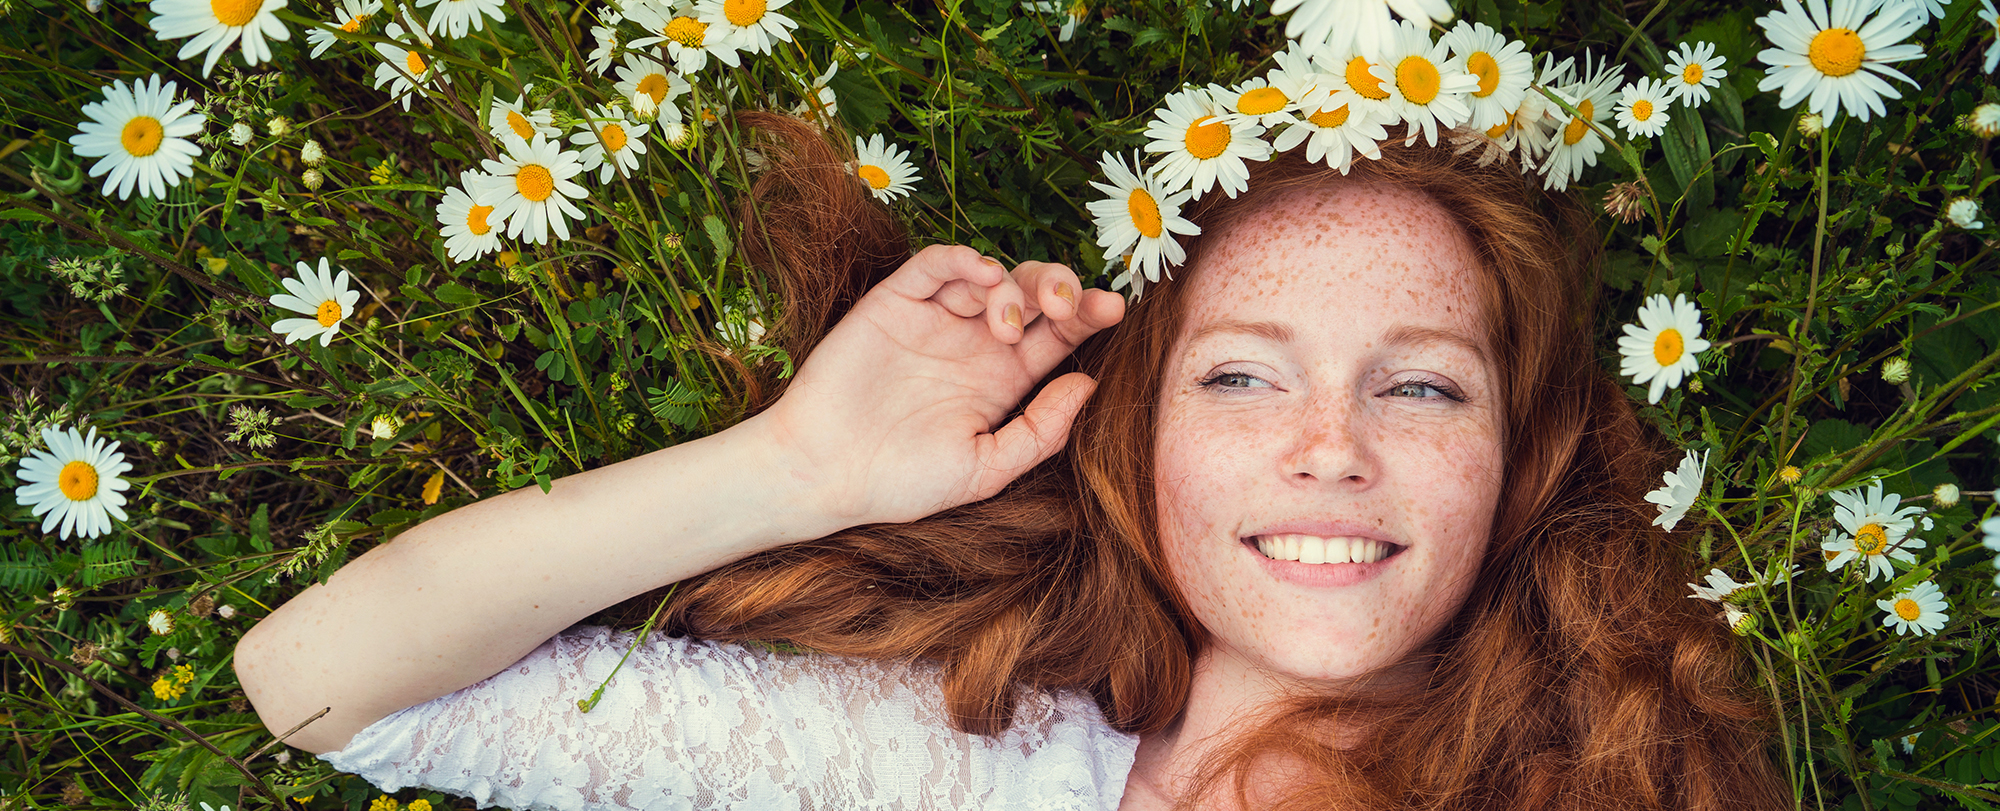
[1855,523,1887,555]
[58,461,99,501]
[1067,0,1086,16]
[406,50,427,76]
[211,0,260,26]
[1184,115,1230,160]
[316,299,343,327]
[507,110,535,139]
[515,164,555,201]
[1652,327,1683,365]
[1307,104,1350,129]
[1631,99,1655,121]
[1562,99,1594,145]
[341,12,369,31]
[1127,187,1162,239]
[1235,86,1288,116]
[121,116,164,157]
[1395,56,1441,104]
[1485,121,1508,138]
[1894,597,1922,621]
[1346,56,1389,100]
[724,0,765,26]
[600,123,628,152]
[1808,28,1864,77]
[636,73,670,104]
[665,16,706,47]
[1680,62,1703,85]
[1467,51,1500,97]
[857,164,891,189]
[467,204,494,235]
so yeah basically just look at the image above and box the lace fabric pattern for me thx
[319,625,1140,810]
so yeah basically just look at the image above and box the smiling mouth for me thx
[1246,534,1405,564]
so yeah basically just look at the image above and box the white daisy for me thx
[1983,516,2000,587]
[1908,0,1949,23]
[1876,580,1948,637]
[792,62,840,124]
[305,0,382,58]
[1507,54,1573,171]
[1539,53,1621,191]
[696,0,797,55]
[1439,20,1532,133]
[12,425,133,541]
[1219,76,1299,128]
[1023,0,1088,40]
[1617,292,1712,404]
[1664,41,1728,106]
[614,51,692,112]
[489,86,561,143]
[269,256,362,346]
[1645,448,1707,531]
[372,23,449,111]
[1686,567,1748,603]
[473,133,591,244]
[437,170,503,262]
[1370,20,1477,147]
[69,75,205,201]
[1447,122,1515,167]
[1273,95,1388,173]
[1755,0,1924,122]
[147,0,290,77]
[585,9,623,74]
[1945,197,1984,229]
[1266,0,1453,64]
[1142,86,1272,200]
[570,104,650,184]
[627,0,743,71]
[418,0,506,38]
[1983,0,1999,73]
[1821,481,1929,583]
[1899,732,1919,754]
[850,133,919,203]
[1086,151,1199,292]
[1614,77,1673,138]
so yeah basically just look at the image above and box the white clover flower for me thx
[148,609,174,635]
[229,121,254,145]
[266,116,291,137]
[1945,197,1985,230]
[302,168,324,190]
[1932,482,1959,509]
[301,139,325,165]
[1797,112,1825,137]
[1617,292,1712,404]
[1646,448,1708,531]
[12,425,134,541]
[217,604,237,619]
[1877,580,1949,636]
[69,75,205,201]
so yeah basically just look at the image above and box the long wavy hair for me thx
[608,111,1790,809]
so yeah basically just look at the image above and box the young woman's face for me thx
[1153,181,1506,687]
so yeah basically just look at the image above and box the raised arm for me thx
[234,245,1124,755]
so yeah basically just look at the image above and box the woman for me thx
[235,113,1790,809]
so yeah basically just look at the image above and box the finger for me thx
[877,244,1006,303]
[1016,288,1127,375]
[968,372,1098,500]
[982,268,1034,344]
[1006,261,1082,323]
[930,278,987,318]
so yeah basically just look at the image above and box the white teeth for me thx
[1253,534,1394,564]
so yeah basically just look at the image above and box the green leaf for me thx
[1661,110,1714,212]
[435,282,483,306]
[702,214,733,260]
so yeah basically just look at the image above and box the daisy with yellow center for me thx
[1370,20,1478,147]
[417,0,506,38]
[1754,0,1924,122]
[438,169,503,262]
[695,0,797,56]
[1616,292,1712,404]
[791,62,840,124]
[473,133,592,245]
[1142,86,1273,200]
[585,8,623,74]
[146,0,290,77]
[1538,52,1621,191]
[1982,0,2000,74]
[1273,89,1389,174]
[13,425,133,542]
[850,133,920,203]
[270,256,362,347]
[1087,151,1200,296]
[1439,20,1533,133]
[627,0,743,72]
[1876,580,1948,637]
[306,0,381,58]
[372,23,450,112]
[1822,481,1929,583]
[68,74,205,202]
[1266,0,1453,64]
[1644,448,1707,531]
[488,86,562,143]
[1220,76,1298,129]
[1663,40,1728,106]
[570,104,651,184]
[614,52,692,113]
[1614,77,1673,138]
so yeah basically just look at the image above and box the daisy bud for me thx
[662,120,695,149]
[301,139,326,166]
[216,604,237,619]
[274,749,292,764]
[1945,198,1985,230]
[147,609,173,635]
[631,90,658,121]
[229,122,255,146]
[267,116,292,138]
[1779,465,1802,486]
[1933,482,1960,509]
[302,168,324,191]
[166,647,181,661]
[1967,104,2000,139]
[85,0,103,11]
[1796,113,1823,138]
[1687,375,1704,394]
[663,232,683,249]
[51,586,75,612]
[1882,357,1911,384]
[371,413,404,439]
[1603,181,1648,224]
[1721,603,1756,635]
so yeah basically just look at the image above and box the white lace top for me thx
[319,625,1141,810]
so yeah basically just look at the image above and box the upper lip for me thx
[1242,520,1402,546]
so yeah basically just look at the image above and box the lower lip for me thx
[1243,538,1399,587]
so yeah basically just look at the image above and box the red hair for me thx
[608,112,1789,809]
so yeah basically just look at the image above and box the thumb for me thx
[970,372,1099,500]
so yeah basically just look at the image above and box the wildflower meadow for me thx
[1,0,1999,806]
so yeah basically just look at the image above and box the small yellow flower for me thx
[370,160,399,185]
[496,250,521,268]
[370,796,400,811]
[407,801,432,811]
[1779,465,1802,486]
[172,663,195,684]
[152,672,189,701]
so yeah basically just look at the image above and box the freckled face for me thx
[1153,181,1505,685]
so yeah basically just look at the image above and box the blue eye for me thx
[1387,377,1467,402]
[1197,371,1270,390]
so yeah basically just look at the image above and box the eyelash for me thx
[1195,371,1469,403]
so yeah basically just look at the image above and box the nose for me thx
[1281,391,1375,487]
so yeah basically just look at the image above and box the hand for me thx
[748,244,1126,530]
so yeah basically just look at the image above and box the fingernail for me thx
[981,255,1005,269]
[1003,304,1023,329]
[1054,284,1075,304]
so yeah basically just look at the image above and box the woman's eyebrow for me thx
[1383,324,1488,365]
[1189,319,1295,345]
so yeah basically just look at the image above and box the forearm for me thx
[235,413,843,754]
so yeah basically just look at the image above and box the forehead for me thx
[1177,181,1487,339]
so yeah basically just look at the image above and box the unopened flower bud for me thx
[267,116,292,138]
[1933,482,1960,509]
[662,120,695,149]
[1881,357,1910,385]
[1779,465,1802,486]
[302,168,324,190]
[216,604,237,619]
[631,90,658,121]
[1722,603,1756,636]
[1797,113,1823,138]
[1968,103,2000,139]
[147,609,173,635]
[229,122,255,146]
[166,647,181,661]
[371,413,404,439]
[301,139,326,166]
[1602,181,1648,225]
